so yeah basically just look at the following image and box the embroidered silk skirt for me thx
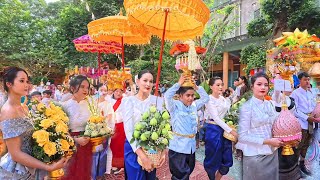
[204,123,233,179]
[243,150,279,180]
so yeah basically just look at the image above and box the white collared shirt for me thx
[236,96,278,156]
[290,87,317,130]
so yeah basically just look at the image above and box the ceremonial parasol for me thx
[87,12,151,71]
[72,35,122,75]
[124,0,210,95]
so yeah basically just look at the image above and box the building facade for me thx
[208,0,265,89]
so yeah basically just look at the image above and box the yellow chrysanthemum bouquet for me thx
[84,97,113,152]
[29,102,76,177]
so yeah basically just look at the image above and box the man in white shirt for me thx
[291,72,317,176]
[54,85,63,101]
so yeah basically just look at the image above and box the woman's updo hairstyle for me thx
[69,75,90,94]
[137,69,153,79]
[3,67,28,92]
[209,76,222,86]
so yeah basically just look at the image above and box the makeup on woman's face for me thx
[10,71,29,96]
[210,79,224,95]
[74,80,89,99]
[252,77,269,99]
[137,73,153,94]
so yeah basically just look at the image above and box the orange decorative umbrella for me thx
[124,0,210,95]
[88,13,151,71]
[73,35,122,75]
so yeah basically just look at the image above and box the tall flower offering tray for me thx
[272,103,302,155]
[170,40,206,87]
[84,97,113,152]
[130,105,172,168]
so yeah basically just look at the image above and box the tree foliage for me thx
[240,44,266,75]
[247,0,320,38]
[0,0,239,84]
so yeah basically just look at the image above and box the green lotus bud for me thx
[227,121,234,125]
[149,106,157,113]
[165,124,171,130]
[162,111,170,120]
[134,131,140,138]
[155,112,161,119]
[144,131,151,138]
[140,134,147,141]
[151,132,159,140]
[135,123,143,130]
[161,129,168,135]
[142,112,149,120]
[150,118,157,126]
[161,138,169,145]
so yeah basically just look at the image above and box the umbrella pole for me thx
[121,36,125,72]
[98,52,101,76]
[155,9,169,96]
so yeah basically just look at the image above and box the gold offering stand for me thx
[279,96,300,156]
[48,150,74,179]
[179,66,195,87]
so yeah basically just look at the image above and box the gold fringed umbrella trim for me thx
[124,0,210,26]
[124,0,210,41]
[88,15,151,45]
[127,15,205,41]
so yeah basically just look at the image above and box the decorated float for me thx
[266,28,320,155]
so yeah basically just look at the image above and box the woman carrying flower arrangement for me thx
[62,75,92,180]
[122,69,166,180]
[204,77,237,180]
[165,75,209,180]
[0,67,68,179]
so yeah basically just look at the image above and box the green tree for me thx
[240,44,266,75]
[200,2,239,78]
[0,0,62,76]
[247,0,320,38]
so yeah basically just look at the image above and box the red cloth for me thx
[113,97,122,112]
[110,122,125,168]
[62,132,93,180]
[110,98,125,168]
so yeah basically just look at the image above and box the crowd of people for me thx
[0,66,320,180]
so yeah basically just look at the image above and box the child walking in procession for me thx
[165,75,209,180]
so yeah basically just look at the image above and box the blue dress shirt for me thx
[165,83,209,154]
